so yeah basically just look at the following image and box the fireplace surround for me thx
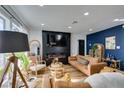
[42,30,70,66]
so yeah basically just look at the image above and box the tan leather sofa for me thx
[68,55,107,76]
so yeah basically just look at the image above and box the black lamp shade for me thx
[0,30,30,53]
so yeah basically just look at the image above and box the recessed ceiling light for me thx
[39,5,44,7]
[68,26,72,29]
[41,24,45,26]
[72,21,78,24]
[89,28,93,31]
[84,12,89,16]
[113,19,119,21]
[113,18,124,22]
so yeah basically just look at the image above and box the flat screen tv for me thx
[49,34,67,47]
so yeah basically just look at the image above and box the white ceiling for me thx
[10,5,124,34]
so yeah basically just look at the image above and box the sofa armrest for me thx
[68,56,77,62]
[88,62,107,75]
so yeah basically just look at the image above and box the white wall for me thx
[71,33,86,56]
[28,30,43,56]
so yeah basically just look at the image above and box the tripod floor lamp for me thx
[0,31,29,88]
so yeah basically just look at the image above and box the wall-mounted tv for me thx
[47,34,67,47]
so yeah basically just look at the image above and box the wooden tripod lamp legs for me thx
[0,57,28,88]
[17,67,28,88]
[0,61,11,87]
[12,59,17,88]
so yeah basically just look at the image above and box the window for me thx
[11,22,20,32]
[11,22,27,33]
[0,16,5,69]
[0,16,5,30]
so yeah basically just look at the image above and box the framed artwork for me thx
[105,36,116,49]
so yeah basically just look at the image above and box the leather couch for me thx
[68,55,107,76]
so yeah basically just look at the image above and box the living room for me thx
[1,5,124,89]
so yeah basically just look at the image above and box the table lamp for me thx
[0,30,29,88]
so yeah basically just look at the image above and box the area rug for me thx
[63,65,88,81]
[29,64,88,87]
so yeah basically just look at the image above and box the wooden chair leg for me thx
[0,61,11,87]
[17,67,28,88]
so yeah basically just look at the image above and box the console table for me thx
[104,58,120,70]
[100,66,124,75]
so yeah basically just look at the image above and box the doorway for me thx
[78,40,85,56]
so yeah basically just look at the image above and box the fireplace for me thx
[47,53,66,59]
[45,53,67,66]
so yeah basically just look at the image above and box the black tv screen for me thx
[49,34,67,47]
[56,34,67,46]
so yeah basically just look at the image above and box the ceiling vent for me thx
[72,21,78,24]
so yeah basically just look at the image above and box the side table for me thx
[100,66,124,75]
[104,59,120,70]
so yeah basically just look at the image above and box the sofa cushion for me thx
[77,55,99,64]
[69,61,77,66]
[77,57,89,65]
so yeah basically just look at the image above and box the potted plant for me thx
[15,52,30,71]
[92,44,98,57]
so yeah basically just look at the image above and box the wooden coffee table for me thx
[49,62,64,79]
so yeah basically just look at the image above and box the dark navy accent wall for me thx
[87,24,124,70]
